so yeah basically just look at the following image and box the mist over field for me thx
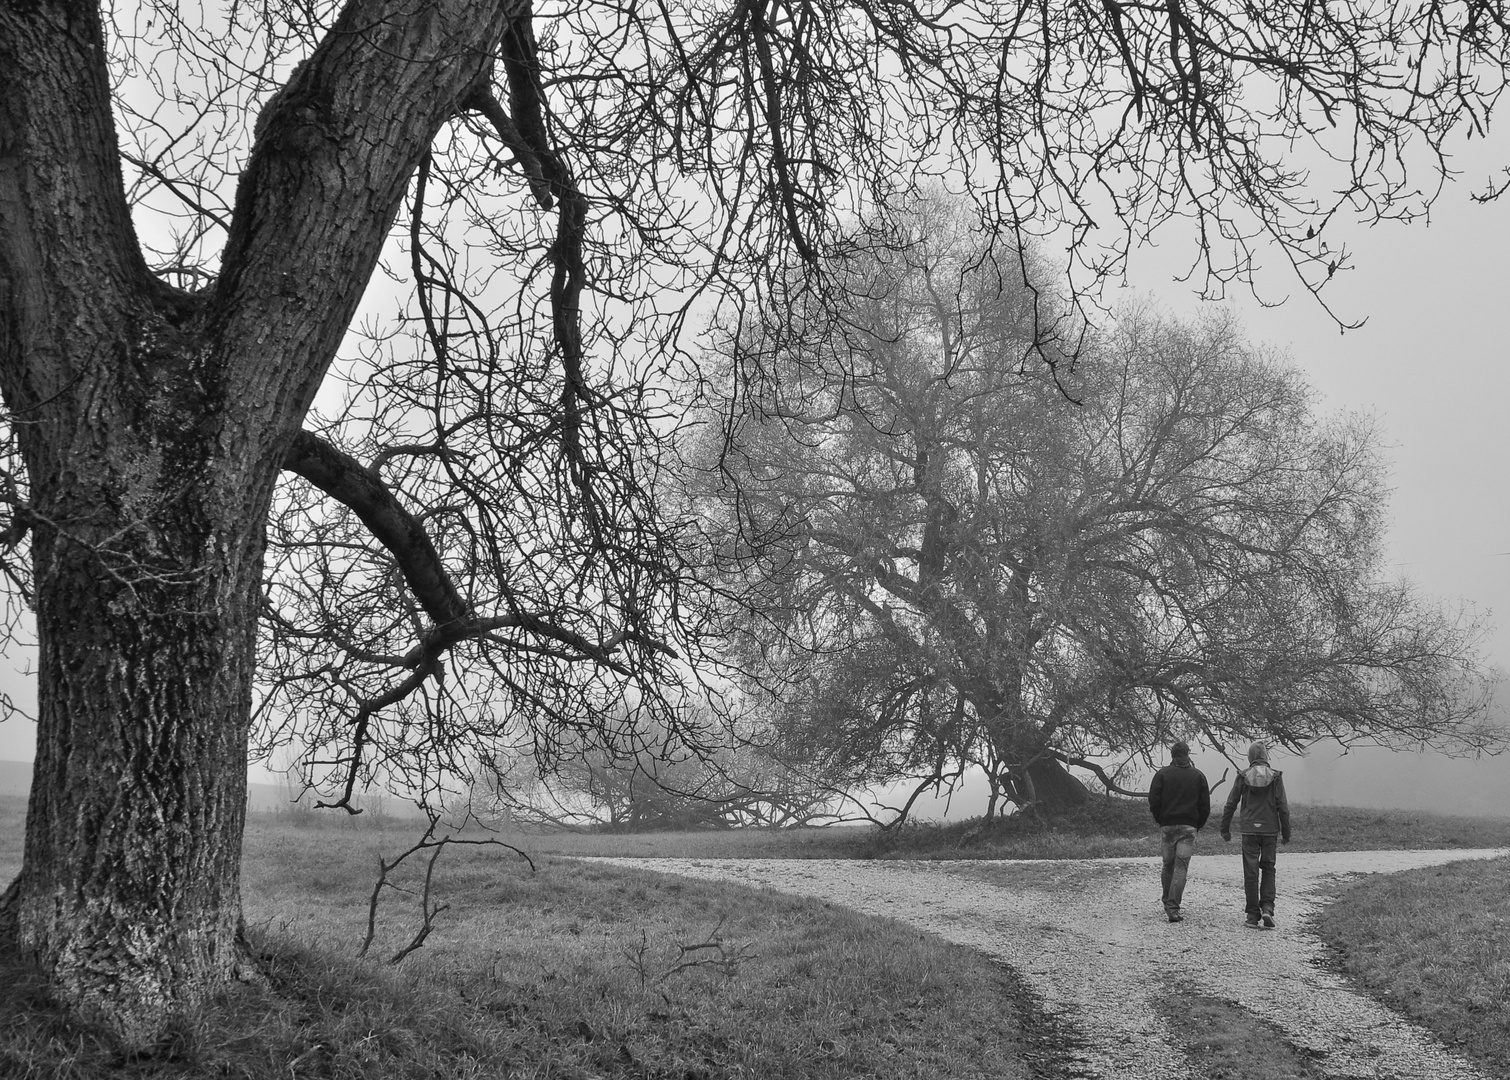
[1,657,1507,823]
[3,714,1510,821]
[873,737,1510,822]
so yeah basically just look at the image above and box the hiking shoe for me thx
[1262,909,1276,929]
[1245,915,1261,928]
[1168,912,1183,923]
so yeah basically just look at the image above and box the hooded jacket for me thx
[1220,756,1291,840]
[1148,758,1211,829]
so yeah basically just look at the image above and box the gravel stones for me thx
[589,848,1507,1080]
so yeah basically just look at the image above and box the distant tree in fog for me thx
[475,741,842,830]
[463,707,844,830]
[691,209,1501,818]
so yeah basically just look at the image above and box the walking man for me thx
[1148,740,1211,923]
[1220,742,1292,928]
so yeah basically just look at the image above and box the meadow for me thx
[0,794,1506,1079]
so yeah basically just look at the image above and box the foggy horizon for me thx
[1,130,1506,822]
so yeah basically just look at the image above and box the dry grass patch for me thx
[1312,854,1510,1078]
[245,829,1060,1080]
[1,811,1069,1079]
[1153,985,1326,1080]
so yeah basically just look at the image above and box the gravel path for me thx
[592,848,1507,1079]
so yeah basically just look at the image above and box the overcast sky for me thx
[1,122,1507,813]
[1154,168,1510,667]
[1156,140,1510,816]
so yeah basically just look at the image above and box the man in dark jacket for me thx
[1220,741,1292,929]
[1148,740,1211,923]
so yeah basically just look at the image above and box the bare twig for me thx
[360,824,536,964]
[620,917,756,989]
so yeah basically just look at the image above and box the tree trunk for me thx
[977,696,1090,816]
[0,340,282,1047]
[1,0,519,1047]
[0,0,282,1041]
[1025,755,1091,815]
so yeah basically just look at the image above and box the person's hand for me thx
[1220,830,1231,842]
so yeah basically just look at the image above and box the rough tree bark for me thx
[0,0,520,1047]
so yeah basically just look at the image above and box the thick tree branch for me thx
[747,0,818,262]
[211,0,523,426]
[463,86,554,209]
[282,430,469,628]
[0,0,158,411]
[283,427,657,812]
[494,11,598,503]
[283,432,647,668]
[1049,750,1149,797]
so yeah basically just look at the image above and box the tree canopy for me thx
[691,208,1499,816]
[1,0,1507,1048]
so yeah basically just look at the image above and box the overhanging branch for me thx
[282,429,469,628]
[1049,750,1149,798]
[282,427,656,813]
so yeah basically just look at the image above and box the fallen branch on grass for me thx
[621,916,757,990]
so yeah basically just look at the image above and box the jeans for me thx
[1160,824,1198,912]
[1241,833,1278,915]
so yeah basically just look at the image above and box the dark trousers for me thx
[1160,825,1197,912]
[1241,833,1278,915]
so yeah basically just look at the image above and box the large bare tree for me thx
[692,209,1499,817]
[1,0,1506,1048]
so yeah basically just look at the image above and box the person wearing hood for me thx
[1148,740,1211,923]
[1220,742,1292,928]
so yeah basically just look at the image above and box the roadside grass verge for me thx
[1311,854,1510,1079]
[0,802,1063,1079]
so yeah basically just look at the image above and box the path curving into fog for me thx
[590,848,1508,1080]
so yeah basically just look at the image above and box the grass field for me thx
[0,801,1075,1079]
[1312,853,1510,1080]
[0,794,1507,1078]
